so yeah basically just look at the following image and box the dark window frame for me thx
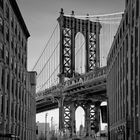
[0,17,3,34]
[6,4,9,20]
[7,73,10,91]
[0,0,3,9]
[0,42,4,59]
[6,27,9,42]
[6,50,9,65]
[11,16,14,29]
[1,68,5,86]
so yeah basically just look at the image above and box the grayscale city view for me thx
[0,0,139,140]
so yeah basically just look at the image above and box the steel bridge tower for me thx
[57,9,102,137]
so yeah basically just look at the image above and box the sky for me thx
[16,0,125,131]
[17,0,125,70]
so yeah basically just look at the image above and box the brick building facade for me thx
[0,0,36,139]
[107,0,140,140]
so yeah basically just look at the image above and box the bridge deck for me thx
[36,67,107,113]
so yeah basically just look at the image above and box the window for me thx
[22,38,24,47]
[15,63,18,75]
[18,49,20,60]
[131,9,134,28]
[126,35,128,52]
[22,55,23,64]
[0,42,4,58]
[15,43,18,54]
[6,27,9,42]
[19,86,21,100]
[126,0,129,5]
[126,12,128,26]
[0,17,3,33]
[11,36,14,48]
[131,35,133,54]
[19,69,21,79]
[15,83,18,98]
[122,21,125,33]
[20,71,23,81]
[22,72,24,83]
[11,102,14,118]
[0,0,3,9]
[15,105,17,119]
[120,28,122,39]
[23,74,26,84]
[6,98,9,115]
[1,95,4,114]
[25,43,27,52]
[136,0,139,19]
[1,68,4,86]
[6,4,9,19]
[7,73,10,90]
[135,27,138,47]
[6,50,9,64]
[11,57,14,70]
[12,78,14,93]
[135,54,138,76]
[18,31,21,41]
[19,107,20,121]
[14,62,16,73]
[21,53,23,63]
[11,16,14,28]
[15,24,17,35]
[25,59,27,68]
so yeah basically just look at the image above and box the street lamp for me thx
[45,113,48,140]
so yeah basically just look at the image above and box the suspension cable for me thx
[32,23,59,71]
[65,11,124,18]
[38,65,60,91]
[36,42,60,79]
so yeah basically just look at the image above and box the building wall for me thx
[0,0,36,140]
[107,0,140,140]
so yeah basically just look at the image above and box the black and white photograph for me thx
[0,0,139,140]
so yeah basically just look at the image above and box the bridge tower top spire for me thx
[60,8,64,15]
[71,10,74,16]
[57,9,101,83]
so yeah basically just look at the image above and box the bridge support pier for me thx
[60,103,76,137]
[59,97,64,132]
[85,104,91,137]
[58,100,76,137]
[58,99,101,138]
[70,103,76,137]
[84,101,101,137]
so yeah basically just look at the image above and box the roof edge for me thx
[9,0,30,38]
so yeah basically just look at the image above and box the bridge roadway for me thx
[36,66,107,113]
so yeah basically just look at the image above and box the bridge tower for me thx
[57,9,102,137]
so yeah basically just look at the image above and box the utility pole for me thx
[45,113,48,140]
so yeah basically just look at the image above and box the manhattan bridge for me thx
[34,9,123,139]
